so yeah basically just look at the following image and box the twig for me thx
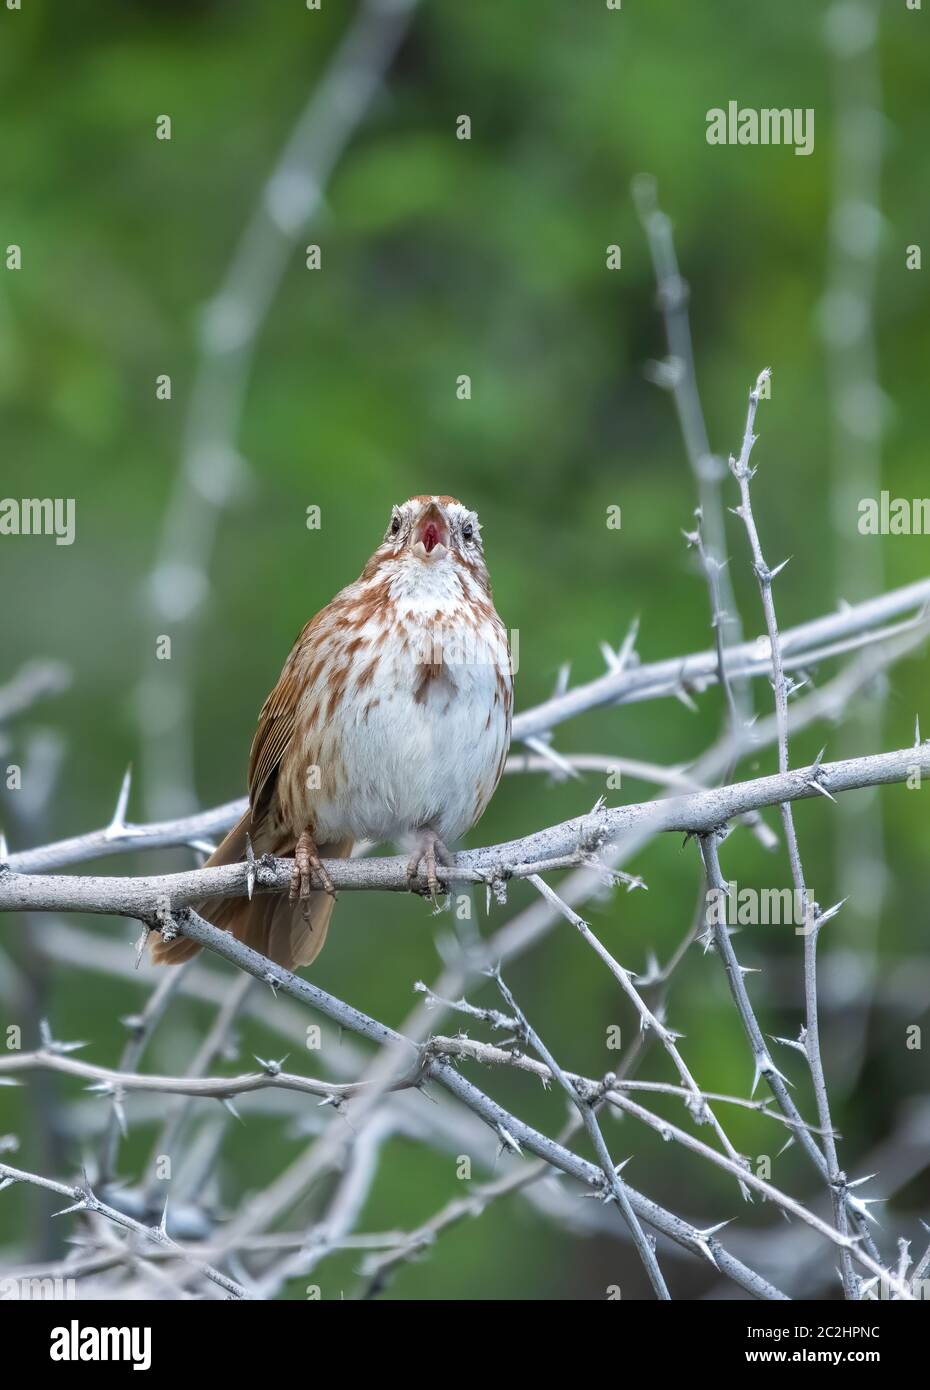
[0,1159,251,1300]
[425,1035,831,1137]
[601,1091,913,1299]
[98,963,193,1185]
[514,576,930,740]
[146,909,786,1299]
[0,1049,409,1104]
[728,369,856,1298]
[491,970,670,1299]
[529,874,753,1199]
[0,660,71,725]
[2,747,925,921]
[698,832,881,1285]
[632,178,741,644]
[141,974,256,1208]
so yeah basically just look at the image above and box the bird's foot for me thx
[407,829,454,903]
[290,829,337,920]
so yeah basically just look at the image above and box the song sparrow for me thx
[152,495,512,971]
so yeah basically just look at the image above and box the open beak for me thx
[412,503,449,559]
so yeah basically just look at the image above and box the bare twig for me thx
[147,909,787,1300]
[98,963,193,1185]
[728,370,856,1298]
[2,748,925,923]
[0,1159,251,1300]
[491,970,671,1300]
[529,874,753,1199]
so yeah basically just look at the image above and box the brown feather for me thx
[150,807,352,970]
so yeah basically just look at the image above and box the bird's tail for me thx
[150,809,352,972]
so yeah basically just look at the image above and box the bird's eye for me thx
[390,516,401,536]
[462,523,473,541]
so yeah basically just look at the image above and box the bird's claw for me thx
[290,829,337,921]
[407,831,453,904]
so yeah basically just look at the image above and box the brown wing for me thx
[247,611,323,818]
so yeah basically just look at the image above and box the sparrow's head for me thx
[383,495,486,575]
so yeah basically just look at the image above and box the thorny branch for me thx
[1,747,926,921]
[729,370,856,1298]
[2,587,927,1299]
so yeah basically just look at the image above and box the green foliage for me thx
[0,0,927,1299]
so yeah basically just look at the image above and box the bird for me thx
[151,495,513,971]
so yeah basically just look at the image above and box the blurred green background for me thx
[1,0,928,1299]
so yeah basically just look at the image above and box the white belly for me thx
[276,545,512,851]
[313,636,509,845]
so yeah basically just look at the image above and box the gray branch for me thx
[2,747,925,919]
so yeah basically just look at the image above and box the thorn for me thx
[816,898,848,928]
[806,778,837,803]
[52,1196,88,1219]
[846,1172,878,1189]
[769,556,792,580]
[107,764,133,835]
[133,930,148,970]
[600,639,619,670]
[674,684,699,713]
[0,830,8,865]
[914,714,921,749]
[496,1125,522,1157]
[693,1234,721,1268]
[700,1218,735,1241]
[222,1097,244,1124]
[39,1020,87,1056]
[246,836,256,901]
[786,674,811,699]
[847,1194,886,1225]
[772,1033,807,1056]
[751,1051,792,1097]
[637,951,661,986]
[521,734,583,782]
[617,615,640,669]
[157,1197,169,1238]
[254,1053,286,1076]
